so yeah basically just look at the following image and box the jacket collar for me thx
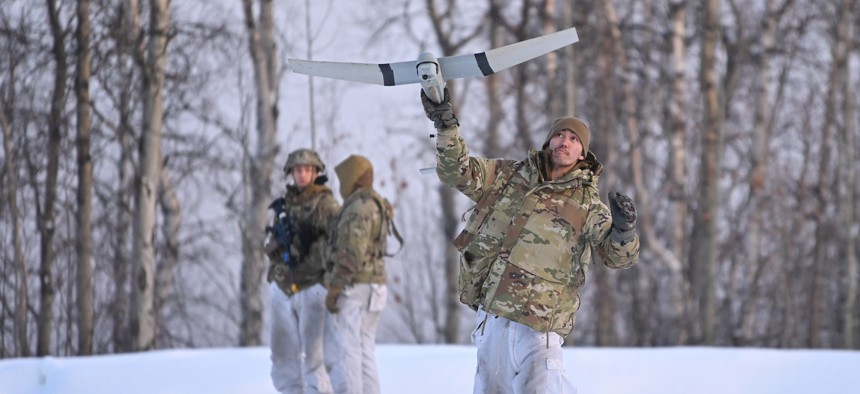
[286,183,331,204]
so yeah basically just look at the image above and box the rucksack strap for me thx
[369,194,403,257]
[384,219,404,257]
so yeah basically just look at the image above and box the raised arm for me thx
[422,89,503,202]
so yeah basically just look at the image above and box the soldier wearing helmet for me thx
[422,89,640,393]
[264,148,339,394]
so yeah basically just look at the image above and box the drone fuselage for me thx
[416,52,445,104]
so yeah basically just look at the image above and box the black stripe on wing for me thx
[475,53,494,76]
[379,64,395,86]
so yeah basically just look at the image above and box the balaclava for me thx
[335,155,373,200]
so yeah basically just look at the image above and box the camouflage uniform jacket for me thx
[266,183,340,295]
[436,125,640,336]
[325,187,393,288]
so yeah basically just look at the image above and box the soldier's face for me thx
[291,165,315,188]
[547,129,584,168]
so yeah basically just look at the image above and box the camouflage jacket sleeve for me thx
[584,199,640,269]
[315,193,340,233]
[435,125,504,202]
[263,213,281,262]
[328,197,377,287]
[305,193,340,273]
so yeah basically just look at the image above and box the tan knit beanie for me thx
[542,116,591,157]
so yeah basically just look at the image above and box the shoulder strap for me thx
[369,193,403,257]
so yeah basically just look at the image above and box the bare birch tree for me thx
[735,0,793,346]
[807,0,853,348]
[104,0,143,353]
[75,0,94,356]
[560,0,576,116]
[39,0,69,356]
[666,0,691,344]
[239,0,279,346]
[2,105,29,357]
[834,0,857,349]
[689,0,723,345]
[130,0,171,351]
[542,0,560,117]
[155,159,181,338]
[483,6,504,158]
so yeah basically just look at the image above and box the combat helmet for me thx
[284,148,325,174]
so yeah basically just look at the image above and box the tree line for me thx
[1,0,858,357]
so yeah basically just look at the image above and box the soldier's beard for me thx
[551,148,578,168]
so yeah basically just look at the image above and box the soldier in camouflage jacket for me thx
[264,149,339,394]
[324,155,394,394]
[422,89,640,394]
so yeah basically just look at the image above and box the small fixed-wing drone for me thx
[287,27,579,104]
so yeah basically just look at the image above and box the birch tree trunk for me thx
[39,0,68,356]
[667,0,689,280]
[808,0,852,348]
[510,4,536,152]
[110,0,141,353]
[2,108,29,357]
[835,0,856,349]
[240,0,278,346]
[594,8,619,346]
[131,0,170,351]
[303,0,317,150]
[561,0,576,116]
[737,0,783,346]
[542,0,560,118]
[75,0,94,356]
[667,0,690,344]
[689,0,723,345]
[156,161,181,330]
[484,7,503,158]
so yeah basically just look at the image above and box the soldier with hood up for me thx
[421,89,640,393]
[264,148,339,394]
[323,155,395,394]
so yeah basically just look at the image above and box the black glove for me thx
[421,88,459,129]
[608,191,637,244]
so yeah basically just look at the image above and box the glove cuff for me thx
[434,116,459,130]
[610,227,636,244]
[436,124,460,135]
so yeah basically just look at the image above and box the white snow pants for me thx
[324,283,387,394]
[270,282,333,394]
[472,308,577,394]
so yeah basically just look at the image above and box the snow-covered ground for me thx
[2,345,858,393]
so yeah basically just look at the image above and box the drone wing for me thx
[439,27,579,79]
[287,58,422,86]
[288,27,578,85]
